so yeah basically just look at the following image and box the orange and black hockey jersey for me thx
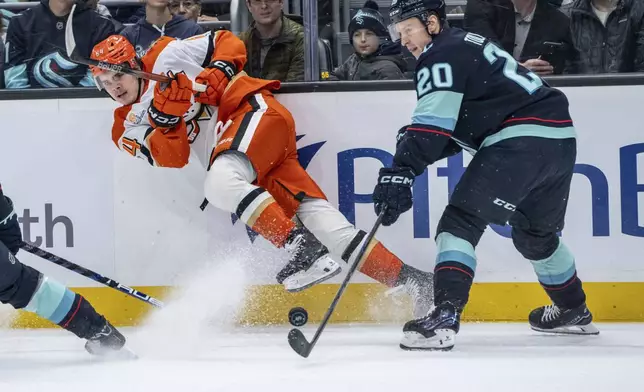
[111,30,280,168]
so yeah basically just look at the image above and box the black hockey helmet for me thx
[387,0,446,41]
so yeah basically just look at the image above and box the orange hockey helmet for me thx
[90,35,138,77]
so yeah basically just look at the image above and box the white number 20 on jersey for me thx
[416,63,454,97]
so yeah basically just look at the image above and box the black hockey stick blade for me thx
[287,209,385,358]
[288,328,312,358]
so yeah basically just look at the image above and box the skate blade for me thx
[531,322,600,336]
[399,329,455,351]
[89,345,139,361]
[283,256,342,293]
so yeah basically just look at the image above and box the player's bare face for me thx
[98,72,140,106]
[396,18,432,59]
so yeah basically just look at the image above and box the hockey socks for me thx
[432,232,477,310]
[529,240,586,309]
[357,241,403,287]
[236,188,295,248]
[540,273,586,310]
[57,294,108,340]
[434,262,474,311]
[24,276,106,339]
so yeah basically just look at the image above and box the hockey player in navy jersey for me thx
[0,184,127,356]
[372,0,598,351]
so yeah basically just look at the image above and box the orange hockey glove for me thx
[149,71,194,128]
[194,60,237,106]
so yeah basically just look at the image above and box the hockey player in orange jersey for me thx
[90,31,434,317]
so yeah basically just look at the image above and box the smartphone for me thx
[542,41,565,55]
[540,41,568,73]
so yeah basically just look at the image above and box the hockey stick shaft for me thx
[20,242,164,308]
[289,209,384,357]
[64,4,206,92]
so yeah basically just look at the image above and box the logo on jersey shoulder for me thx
[127,110,145,124]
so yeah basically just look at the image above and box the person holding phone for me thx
[465,0,580,75]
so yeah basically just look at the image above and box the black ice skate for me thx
[386,264,434,319]
[85,320,134,358]
[276,225,341,292]
[529,303,599,335]
[400,302,459,351]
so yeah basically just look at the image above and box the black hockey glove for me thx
[0,185,22,255]
[373,167,415,226]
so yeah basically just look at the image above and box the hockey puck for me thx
[288,307,308,327]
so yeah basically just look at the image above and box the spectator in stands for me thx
[120,0,203,57]
[3,0,114,88]
[329,1,406,81]
[465,0,580,75]
[240,0,304,82]
[564,0,644,73]
[169,0,201,22]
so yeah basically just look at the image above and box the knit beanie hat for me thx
[348,1,389,44]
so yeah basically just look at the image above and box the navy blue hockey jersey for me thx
[394,28,576,174]
[3,0,115,89]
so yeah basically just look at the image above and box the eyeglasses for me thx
[169,1,199,9]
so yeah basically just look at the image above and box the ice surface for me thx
[1,323,643,392]
[1,255,641,391]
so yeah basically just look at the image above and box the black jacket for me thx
[465,0,580,74]
[3,0,115,88]
[563,0,644,73]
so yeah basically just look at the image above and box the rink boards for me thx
[1,85,643,327]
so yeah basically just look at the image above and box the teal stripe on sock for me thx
[437,250,477,271]
[537,264,577,285]
[435,232,477,271]
[529,240,576,285]
[49,289,76,324]
[24,277,73,322]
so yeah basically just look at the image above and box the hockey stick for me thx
[64,3,206,92]
[287,209,385,358]
[20,242,165,308]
